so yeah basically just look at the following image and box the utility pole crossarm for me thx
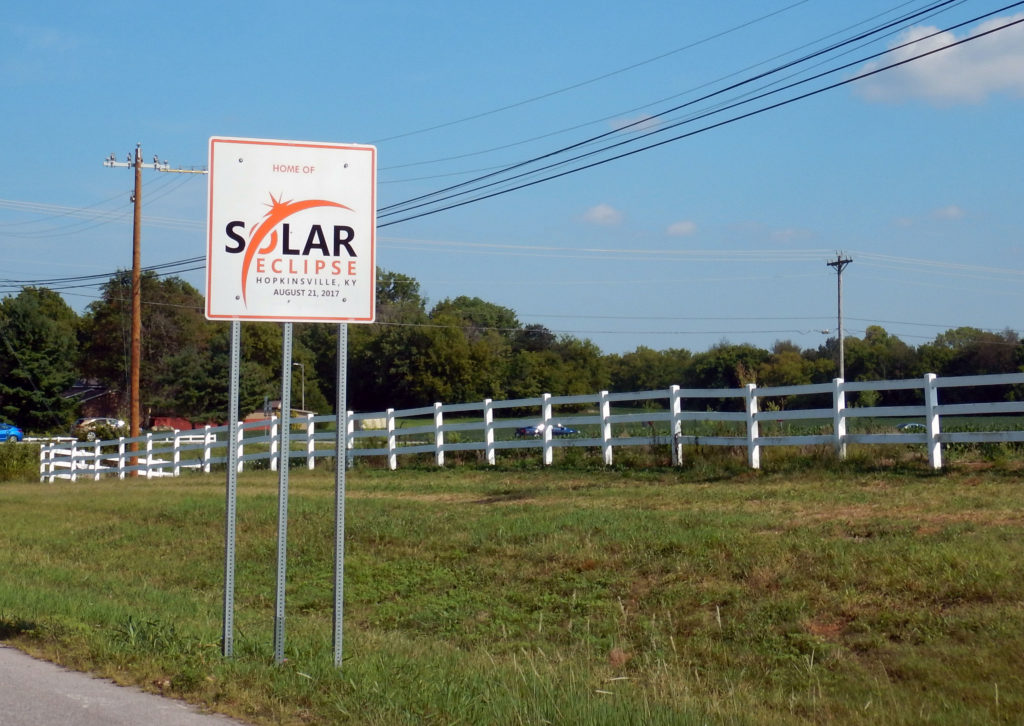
[102,144,208,473]
[827,254,853,380]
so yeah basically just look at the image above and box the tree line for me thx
[1,269,1021,432]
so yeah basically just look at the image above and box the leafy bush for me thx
[0,443,38,482]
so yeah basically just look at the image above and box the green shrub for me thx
[0,443,39,482]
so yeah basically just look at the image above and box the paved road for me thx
[0,646,251,725]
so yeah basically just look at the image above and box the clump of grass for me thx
[0,442,38,482]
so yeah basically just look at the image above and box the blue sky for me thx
[2,0,1022,355]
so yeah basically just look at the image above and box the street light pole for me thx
[293,362,305,411]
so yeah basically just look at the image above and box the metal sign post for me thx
[222,320,241,658]
[274,323,294,664]
[333,323,348,667]
[207,136,375,670]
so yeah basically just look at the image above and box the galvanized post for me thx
[274,322,294,665]
[222,319,241,658]
[333,323,349,669]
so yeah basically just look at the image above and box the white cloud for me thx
[933,204,965,220]
[582,204,623,226]
[854,13,1024,105]
[666,220,697,237]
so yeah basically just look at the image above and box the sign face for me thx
[206,137,376,322]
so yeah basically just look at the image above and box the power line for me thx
[377,0,967,218]
[371,0,816,145]
[379,5,1023,226]
[378,0,965,178]
[4,5,1022,301]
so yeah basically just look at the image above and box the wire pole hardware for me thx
[826,253,853,380]
[102,144,207,474]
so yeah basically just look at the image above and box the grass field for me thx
[1,455,1023,724]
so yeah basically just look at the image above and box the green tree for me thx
[917,327,1020,404]
[79,272,213,417]
[607,346,691,393]
[686,342,768,389]
[376,268,426,323]
[844,325,916,383]
[0,287,80,431]
[430,296,519,341]
[429,297,518,400]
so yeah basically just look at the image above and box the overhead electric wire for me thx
[379,0,963,177]
[3,3,1021,302]
[371,0,816,145]
[377,0,966,217]
[379,3,1022,227]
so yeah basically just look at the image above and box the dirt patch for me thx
[803,617,846,641]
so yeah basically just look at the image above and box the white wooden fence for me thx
[38,372,1024,481]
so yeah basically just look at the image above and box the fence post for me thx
[306,413,315,470]
[924,373,942,469]
[386,408,397,471]
[670,385,683,466]
[745,383,760,469]
[270,416,279,472]
[541,393,553,466]
[173,429,182,477]
[43,443,54,483]
[38,443,48,482]
[833,378,847,460]
[434,402,445,467]
[145,433,154,479]
[92,440,102,481]
[599,391,613,466]
[346,410,355,469]
[118,438,126,479]
[203,425,213,474]
[236,423,244,473]
[483,399,496,466]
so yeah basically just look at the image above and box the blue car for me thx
[515,423,580,438]
[0,421,24,443]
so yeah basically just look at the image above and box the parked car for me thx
[0,421,24,443]
[896,422,927,433]
[71,417,126,441]
[515,423,580,438]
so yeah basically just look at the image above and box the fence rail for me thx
[38,372,1024,481]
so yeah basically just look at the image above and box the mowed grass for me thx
[1,457,1023,725]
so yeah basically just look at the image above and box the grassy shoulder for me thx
[1,460,1023,724]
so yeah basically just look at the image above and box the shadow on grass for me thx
[0,615,40,639]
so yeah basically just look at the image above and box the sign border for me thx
[205,136,377,323]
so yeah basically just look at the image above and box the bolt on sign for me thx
[206,137,376,322]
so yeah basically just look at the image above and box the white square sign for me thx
[206,137,376,322]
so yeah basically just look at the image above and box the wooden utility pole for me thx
[103,145,206,467]
[827,253,853,379]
